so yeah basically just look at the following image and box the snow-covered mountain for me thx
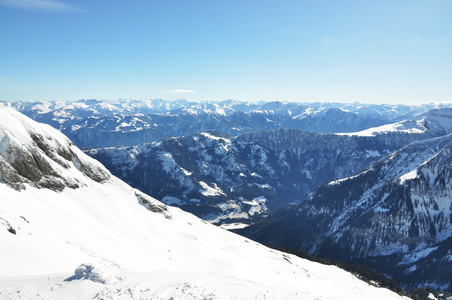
[240,133,452,291]
[338,107,452,137]
[87,126,440,228]
[0,106,408,299]
[3,99,451,148]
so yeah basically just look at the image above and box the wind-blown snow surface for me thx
[0,106,407,299]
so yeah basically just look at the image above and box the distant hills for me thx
[3,99,451,148]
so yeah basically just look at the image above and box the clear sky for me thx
[1,0,451,104]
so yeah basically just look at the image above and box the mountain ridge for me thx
[4,99,451,148]
[239,133,452,290]
[0,106,408,299]
[87,124,444,227]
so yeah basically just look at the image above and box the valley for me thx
[1,99,452,295]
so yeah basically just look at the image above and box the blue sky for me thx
[0,0,451,104]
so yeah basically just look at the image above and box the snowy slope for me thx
[337,120,431,137]
[0,106,407,299]
[338,107,452,137]
[241,133,452,291]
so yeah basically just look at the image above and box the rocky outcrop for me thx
[0,107,110,192]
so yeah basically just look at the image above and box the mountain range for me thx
[239,133,452,291]
[0,105,409,299]
[3,99,452,148]
[2,99,452,295]
[87,123,444,227]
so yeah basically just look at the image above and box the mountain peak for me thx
[0,106,407,299]
[0,106,110,191]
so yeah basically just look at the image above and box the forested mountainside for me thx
[88,124,442,227]
[240,134,452,291]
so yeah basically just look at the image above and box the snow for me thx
[215,107,226,116]
[200,132,227,141]
[250,172,263,178]
[219,222,250,230]
[198,181,226,196]
[303,170,313,180]
[404,265,417,274]
[328,169,372,186]
[398,169,418,183]
[0,179,407,299]
[162,196,183,205]
[423,109,452,134]
[338,121,426,137]
[366,150,381,158]
[255,183,272,189]
[243,196,268,216]
[400,246,439,265]
[206,201,249,223]
[0,106,408,299]
[428,293,438,300]
[159,152,194,187]
[70,125,82,131]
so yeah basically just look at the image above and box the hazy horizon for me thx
[1,0,451,104]
[3,97,452,107]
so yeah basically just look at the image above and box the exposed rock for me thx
[135,190,171,219]
[73,154,111,184]
[240,134,452,291]
[0,106,111,192]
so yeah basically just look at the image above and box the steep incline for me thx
[241,134,452,291]
[0,108,110,192]
[88,128,438,227]
[0,106,407,299]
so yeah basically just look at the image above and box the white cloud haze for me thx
[167,89,196,94]
[0,0,79,12]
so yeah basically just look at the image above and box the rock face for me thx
[240,134,452,291]
[4,99,452,148]
[0,107,110,192]
[87,127,438,226]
